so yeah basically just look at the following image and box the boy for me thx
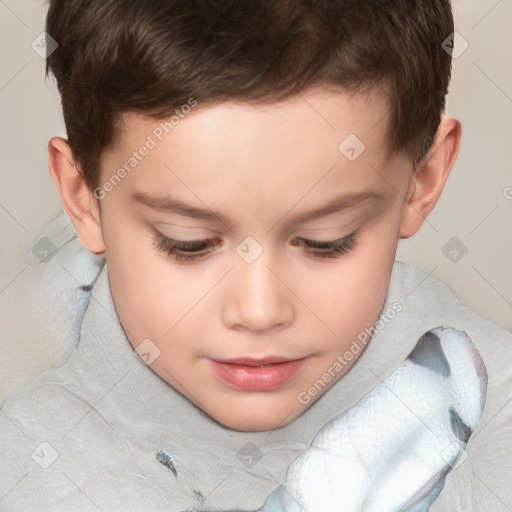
[1,0,511,510]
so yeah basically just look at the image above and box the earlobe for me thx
[48,137,106,254]
[399,117,461,239]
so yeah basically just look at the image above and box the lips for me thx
[209,356,307,392]
[216,356,298,366]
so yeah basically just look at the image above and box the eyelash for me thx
[152,231,359,263]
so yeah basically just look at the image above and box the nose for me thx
[221,251,294,334]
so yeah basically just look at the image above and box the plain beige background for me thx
[0,0,511,331]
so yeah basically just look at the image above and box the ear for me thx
[48,137,105,254]
[399,117,461,239]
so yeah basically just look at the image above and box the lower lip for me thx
[210,358,307,392]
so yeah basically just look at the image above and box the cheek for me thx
[104,206,397,354]
[103,226,178,341]
[294,227,396,345]
[105,226,220,354]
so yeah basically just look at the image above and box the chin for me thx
[212,405,302,432]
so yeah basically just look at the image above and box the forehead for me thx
[100,86,407,227]
[118,86,392,157]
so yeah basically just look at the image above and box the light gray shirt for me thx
[1,260,511,511]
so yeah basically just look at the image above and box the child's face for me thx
[97,87,414,431]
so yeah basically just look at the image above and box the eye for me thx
[153,233,217,262]
[152,231,359,263]
[293,232,358,259]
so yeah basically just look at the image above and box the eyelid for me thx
[153,222,218,237]
[154,232,355,247]
[152,229,359,263]
[155,234,216,250]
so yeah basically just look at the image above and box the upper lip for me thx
[212,356,305,366]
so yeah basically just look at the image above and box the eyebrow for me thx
[133,190,384,231]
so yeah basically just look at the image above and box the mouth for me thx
[209,356,307,392]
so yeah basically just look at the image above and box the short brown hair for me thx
[45,0,454,190]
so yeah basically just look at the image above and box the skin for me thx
[48,86,461,431]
